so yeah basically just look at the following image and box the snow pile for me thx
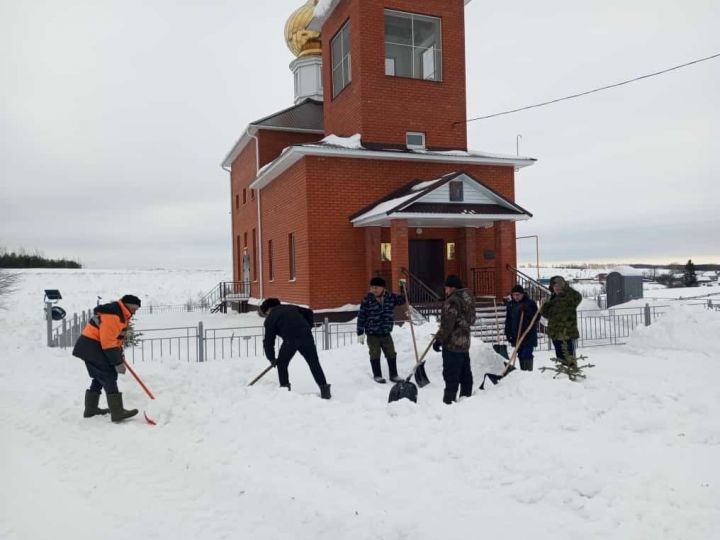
[1,269,719,539]
[321,133,363,149]
[626,304,720,355]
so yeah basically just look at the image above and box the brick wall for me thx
[322,0,467,149]
[229,128,321,296]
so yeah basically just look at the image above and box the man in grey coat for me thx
[433,275,476,404]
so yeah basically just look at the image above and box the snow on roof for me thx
[609,266,645,276]
[411,178,444,191]
[356,192,419,221]
[321,133,363,149]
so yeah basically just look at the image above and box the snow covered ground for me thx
[1,269,719,539]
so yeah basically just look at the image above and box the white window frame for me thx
[384,10,442,82]
[331,21,352,98]
[406,132,426,149]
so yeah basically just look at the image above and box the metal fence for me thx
[48,300,719,361]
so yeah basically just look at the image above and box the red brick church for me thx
[221,0,536,311]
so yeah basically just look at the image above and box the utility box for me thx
[606,271,644,308]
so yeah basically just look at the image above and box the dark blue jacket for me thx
[357,291,406,336]
[504,296,538,348]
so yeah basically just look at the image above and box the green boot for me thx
[107,393,139,423]
[83,390,110,418]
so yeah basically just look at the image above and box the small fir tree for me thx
[540,342,595,381]
[683,259,698,287]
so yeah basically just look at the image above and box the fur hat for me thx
[444,275,463,289]
[259,297,281,316]
[549,275,566,288]
[511,285,525,294]
[369,277,386,288]
[120,294,141,308]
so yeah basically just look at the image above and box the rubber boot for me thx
[320,384,332,400]
[83,390,109,418]
[280,383,291,391]
[370,358,386,383]
[387,356,402,383]
[107,393,139,423]
[443,389,457,405]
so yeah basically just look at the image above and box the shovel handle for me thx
[123,361,156,400]
[248,365,274,386]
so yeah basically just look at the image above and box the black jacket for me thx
[504,296,538,348]
[263,304,315,360]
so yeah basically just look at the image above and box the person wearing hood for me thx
[72,294,141,422]
[540,276,582,363]
[259,298,331,400]
[504,285,539,371]
[356,276,407,383]
[433,275,476,404]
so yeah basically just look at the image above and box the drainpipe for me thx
[247,127,264,300]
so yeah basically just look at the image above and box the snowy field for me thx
[1,269,719,539]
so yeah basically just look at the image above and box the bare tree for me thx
[0,270,20,309]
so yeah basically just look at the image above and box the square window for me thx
[449,181,464,202]
[406,132,425,148]
[385,10,442,81]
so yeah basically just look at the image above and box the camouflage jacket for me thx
[435,288,476,352]
[540,286,582,339]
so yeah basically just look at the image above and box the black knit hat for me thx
[369,277,386,288]
[511,285,525,294]
[120,294,141,308]
[259,297,281,316]
[444,275,463,289]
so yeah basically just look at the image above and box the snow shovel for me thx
[400,280,430,388]
[479,307,541,390]
[123,361,158,425]
[388,337,435,403]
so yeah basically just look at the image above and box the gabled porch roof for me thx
[350,171,532,228]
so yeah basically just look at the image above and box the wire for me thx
[458,52,720,124]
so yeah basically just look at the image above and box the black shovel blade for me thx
[388,380,418,403]
[493,344,509,360]
[479,362,516,390]
[414,362,430,388]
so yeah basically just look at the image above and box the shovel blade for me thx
[414,362,431,388]
[388,380,418,403]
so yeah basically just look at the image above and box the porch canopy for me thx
[350,171,532,297]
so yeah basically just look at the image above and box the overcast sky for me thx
[1,0,718,270]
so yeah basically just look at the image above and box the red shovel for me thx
[123,361,157,425]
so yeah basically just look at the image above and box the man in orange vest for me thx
[72,294,141,422]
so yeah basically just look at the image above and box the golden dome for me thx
[285,0,322,57]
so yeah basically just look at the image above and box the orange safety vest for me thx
[81,300,133,351]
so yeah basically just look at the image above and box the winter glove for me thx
[398,278,407,291]
[267,357,277,368]
[357,334,366,345]
[432,339,443,353]
[115,363,126,375]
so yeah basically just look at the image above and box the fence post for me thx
[323,317,330,350]
[197,321,205,362]
[45,301,53,347]
[644,303,651,326]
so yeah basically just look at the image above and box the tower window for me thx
[331,21,351,97]
[385,10,442,81]
[449,181,464,202]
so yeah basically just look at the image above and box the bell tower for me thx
[314,0,470,150]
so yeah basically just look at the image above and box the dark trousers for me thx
[276,336,327,388]
[442,350,473,404]
[85,361,119,394]
[552,339,576,362]
[517,343,534,371]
